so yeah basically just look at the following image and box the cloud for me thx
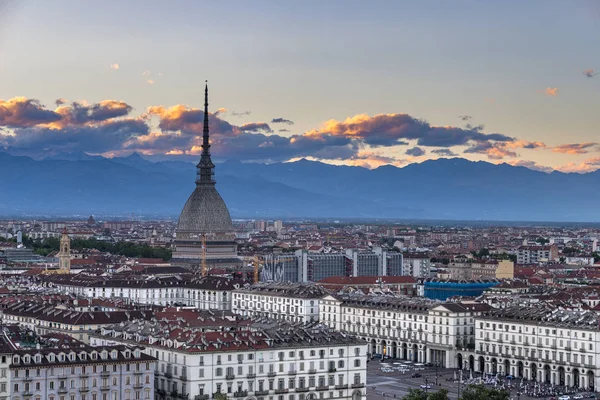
[55,98,67,106]
[271,117,294,125]
[53,100,133,128]
[459,115,472,121]
[555,157,600,173]
[2,119,149,153]
[405,147,425,157]
[214,108,227,116]
[142,70,157,85]
[304,113,513,148]
[278,129,291,133]
[109,63,119,71]
[464,142,517,159]
[231,111,251,117]
[0,97,62,127]
[431,149,457,157]
[544,87,558,96]
[583,69,598,78]
[551,142,598,154]
[239,122,273,133]
[502,160,554,173]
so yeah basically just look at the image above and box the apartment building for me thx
[91,321,368,400]
[320,293,491,368]
[46,275,243,310]
[232,283,329,323]
[516,245,558,264]
[10,345,155,400]
[473,306,600,390]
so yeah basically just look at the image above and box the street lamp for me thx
[425,377,429,394]
[435,362,439,386]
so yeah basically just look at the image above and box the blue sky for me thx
[0,0,599,172]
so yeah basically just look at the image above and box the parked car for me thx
[559,395,570,400]
[420,385,432,389]
[412,373,422,378]
[573,395,584,399]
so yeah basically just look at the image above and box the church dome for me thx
[177,184,234,233]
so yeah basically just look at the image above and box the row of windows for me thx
[14,363,151,378]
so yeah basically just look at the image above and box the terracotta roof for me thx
[317,276,416,286]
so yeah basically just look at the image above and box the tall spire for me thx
[196,81,216,185]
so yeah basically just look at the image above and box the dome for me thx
[176,184,234,233]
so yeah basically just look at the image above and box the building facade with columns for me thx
[319,294,490,368]
[470,306,600,391]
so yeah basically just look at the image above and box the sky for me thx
[0,0,599,172]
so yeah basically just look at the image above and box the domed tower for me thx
[171,82,239,272]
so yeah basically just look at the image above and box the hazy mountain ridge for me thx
[1,150,599,221]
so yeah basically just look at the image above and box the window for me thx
[215,368,223,376]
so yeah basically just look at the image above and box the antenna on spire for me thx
[196,80,216,186]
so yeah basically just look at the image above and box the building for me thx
[402,253,431,278]
[495,260,514,279]
[423,279,499,301]
[319,293,491,367]
[10,344,156,400]
[92,321,368,400]
[46,274,243,310]
[2,302,153,343]
[473,305,600,390]
[262,248,403,283]
[171,83,240,271]
[0,336,11,400]
[232,283,329,322]
[516,245,558,264]
[316,276,418,297]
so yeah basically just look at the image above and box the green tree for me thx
[428,389,449,400]
[402,389,428,400]
[459,385,509,400]
[535,237,550,245]
[402,389,448,400]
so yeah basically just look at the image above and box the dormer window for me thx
[124,351,130,359]
[91,352,97,360]
[48,354,55,362]
[101,351,108,360]
[59,354,65,362]
[23,355,30,364]
[69,353,76,362]
[12,355,19,364]
[80,353,87,361]
[134,350,140,358]
[35,355,42,364]
[111,351,118,359]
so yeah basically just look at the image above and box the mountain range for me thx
[1,149,599,222]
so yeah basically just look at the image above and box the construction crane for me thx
[201,234,208,277]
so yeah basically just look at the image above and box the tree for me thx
[402,389,448,400]
[535,237,550,245]
[402,389,428,400]
[428,389,449,400]
[459,385,509,400]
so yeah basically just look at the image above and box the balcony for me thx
[22,392,33,398]
[234,390,248,398]
[580,348,587,353]
[296,388,309,393]
[164,371,173,379]
[246,373,256,379]
[194,395,209,400]
[179,374,187,381]
[134,370,143,376]
[275,389,289,394]
[288,370,297,375]
[100,371,111,378]
[100,385,111,391]
[308,369,317,374]
[57,388,68,394]
[157,389,166,395]
[352,383,365,389]
[81,372,89,379]
[267,371,276,377]
[79,387,90,393]
[316,386,329,391]
[255,390,269,396]
[226,374,236,380]
[134,383,144,389]
[335,384,349,390]
[328,368,337,373]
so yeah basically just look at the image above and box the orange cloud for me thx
[551,142,598,154]
[555,157,600,173]
[544,87,558,96]
[0,97,61,127]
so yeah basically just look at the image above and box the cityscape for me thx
[1,2,600,400]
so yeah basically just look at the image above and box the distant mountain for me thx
[1,151,599,221]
